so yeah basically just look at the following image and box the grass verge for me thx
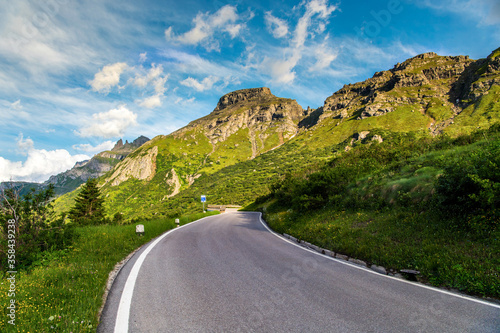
[244,196,500,301]
[0,211,218,332]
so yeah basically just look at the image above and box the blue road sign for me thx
[201,195,206,202]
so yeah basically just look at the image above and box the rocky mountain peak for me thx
[111,136,150,153]
[214,87,273,112]
[132,135,150,146]
[112,139,124,151]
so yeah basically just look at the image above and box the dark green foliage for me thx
[0,185,74,270]
[436,139,500,231]
[68,178,106,225]
[112,212,125,224]
[267,126,500,225]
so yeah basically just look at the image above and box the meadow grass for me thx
[0,211,217,332]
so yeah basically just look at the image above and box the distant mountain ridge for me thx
[1,136,150,196]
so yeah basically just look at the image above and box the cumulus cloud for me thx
[72,140,115,154]
[0,135,90,182]
[133,64,165,88]
[138,94,162,108]
[263,54,302,84]
[180,75,220,92]
[77,106,138,138]
[132,64,168,108]
[166,5,245,51]
[89,62,128,93]
[265,12,289,38]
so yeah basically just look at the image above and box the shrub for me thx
[435,139,500,231]
[0,185,74,270]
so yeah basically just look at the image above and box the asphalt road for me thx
[98,211,500,333]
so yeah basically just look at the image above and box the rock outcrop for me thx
[178,87,306,154]
[318,52,484,133]
[105,146,158,187]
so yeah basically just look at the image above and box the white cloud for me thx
[153,77,168,95]
[263,53,302,84]
[294,0,337,49]
[226,24,243,38]
[16,133,34,155]
[138,94,162,108]
[180,75,220,92]
[0,136,90,183]
[77,106,138,138]
[133,64,166,88]
[72,140,115,154]
[265,12,289,38]
[166,5,244,51]
[309,44,338,72]
[89,62,129,93]
[131,64,168,108]
[11,100,22,110]
[257,0,338,84]
[139,52,147,63]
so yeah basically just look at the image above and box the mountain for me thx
[54,48,500,219]
[1,136,150,197]
[46,135,150,195]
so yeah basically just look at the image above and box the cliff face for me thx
[181,87,305,144]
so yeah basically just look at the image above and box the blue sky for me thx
[0,0,499,182]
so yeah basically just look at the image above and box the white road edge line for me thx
[255,212,500,310]
[114,215,217,333]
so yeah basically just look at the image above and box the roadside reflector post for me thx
[136,224,145,236]
[175,218,180,228]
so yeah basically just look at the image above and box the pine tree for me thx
[68,178,106,225]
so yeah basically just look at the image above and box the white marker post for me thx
[201,195,206,213]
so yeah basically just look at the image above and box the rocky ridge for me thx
[311,50,500,135]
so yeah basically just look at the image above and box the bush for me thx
[435,139,500,231]
[0,185,74,270]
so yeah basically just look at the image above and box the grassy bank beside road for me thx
[0,212,217,333]
[252,204,499,299]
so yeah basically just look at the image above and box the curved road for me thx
[99,212,500,332]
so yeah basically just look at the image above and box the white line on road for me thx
[114,215,216,333]
[256,212,500,310]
